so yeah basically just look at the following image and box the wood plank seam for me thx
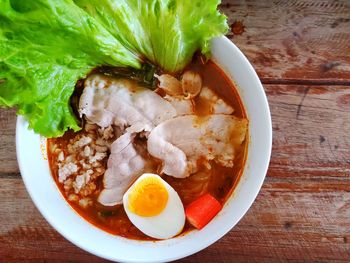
[0,173,20,179]
[261,78,350,86]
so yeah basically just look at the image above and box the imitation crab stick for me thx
[185,194,222,230]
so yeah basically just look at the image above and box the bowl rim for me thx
[16,36,272,262]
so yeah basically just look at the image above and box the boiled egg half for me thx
[123,173,185,239]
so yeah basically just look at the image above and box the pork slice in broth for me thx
[199,87,234,114]
[147,115,248,178]
[98,133,146,206]
[79,74,177,133]
[164,87,234,116]
[81,74,242,203]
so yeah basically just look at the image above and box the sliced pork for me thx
[164,87,234,116]
[79,74,177,133]
[147,115,248,178]
[199,87,234,114]
[80,74,243,203]
[98,133,146,206]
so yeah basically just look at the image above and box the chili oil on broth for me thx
[47,58,248,240]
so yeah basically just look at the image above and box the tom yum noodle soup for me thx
[47,55,249,240]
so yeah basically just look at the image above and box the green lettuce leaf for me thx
[0,0,140,137]
[74,0,228,72]
[0,0,227,137]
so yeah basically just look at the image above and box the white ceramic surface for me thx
[16,36,272,262]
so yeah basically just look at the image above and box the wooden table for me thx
[1,0,349,262]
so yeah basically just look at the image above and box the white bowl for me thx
[16,36,272,262]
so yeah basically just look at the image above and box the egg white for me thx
[123,173,185,239]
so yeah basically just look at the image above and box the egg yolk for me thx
[127,176,169,217]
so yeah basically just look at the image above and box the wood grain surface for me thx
[221,0,350,83]
[1,0,350,262]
